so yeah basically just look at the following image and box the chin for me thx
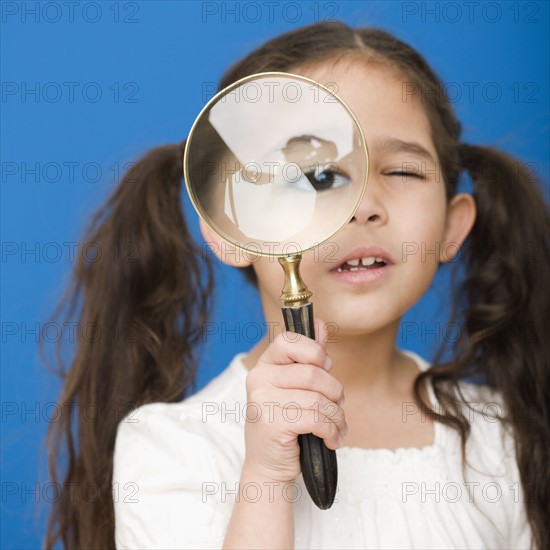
[318,311,401,339]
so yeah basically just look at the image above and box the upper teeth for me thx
[346,257,385,266]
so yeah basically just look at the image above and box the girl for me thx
[45,21,549,549]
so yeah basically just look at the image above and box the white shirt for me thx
[113,350,533,549]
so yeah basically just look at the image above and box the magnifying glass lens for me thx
[185,74,367,256]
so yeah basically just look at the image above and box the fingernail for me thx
[323,356,333,371]
[338,434,344,447]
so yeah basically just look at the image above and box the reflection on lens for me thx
[282,135,352,193]
[223,162,317,241]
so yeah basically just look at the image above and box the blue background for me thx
[1,1,548,547]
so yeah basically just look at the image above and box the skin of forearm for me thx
[222,464,296,549]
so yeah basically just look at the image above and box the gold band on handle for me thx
[278,255,313,307]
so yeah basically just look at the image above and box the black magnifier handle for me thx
[280,302,338,510]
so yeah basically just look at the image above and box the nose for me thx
[349,179,388,225]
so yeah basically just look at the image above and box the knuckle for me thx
[322,406,339,425]
[328,421,339,438]
[309,342,325,366]
[330,379,344,401]
[312,391,326,406]
[303,365,319,387]
[333,409,345,426]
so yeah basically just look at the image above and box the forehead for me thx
[292,58,437,160]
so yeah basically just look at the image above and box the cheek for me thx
[251,256,285,295]
[394,194,447,301]
[401,221,446,265]
[397,191,447,253]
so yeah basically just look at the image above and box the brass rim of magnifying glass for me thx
[182,71,369,258]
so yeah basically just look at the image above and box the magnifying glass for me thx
[183,72,368,510]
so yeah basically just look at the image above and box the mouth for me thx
[335,256,388,272]
[330,246,394,284]
[332,247,394,272]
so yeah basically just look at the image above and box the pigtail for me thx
[43,141,214,549]
[458,144,549,549]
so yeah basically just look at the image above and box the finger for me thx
[313,317,329,351]
[251,387,347,433]
[288,408,344,451]
[259,332,327,370]
[262,363,344,405]
[271,389,347,436]
[313,318,333,371]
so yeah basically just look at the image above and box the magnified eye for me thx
[302,163,351,191]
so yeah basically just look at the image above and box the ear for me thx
[440,193,477,262]
[198,218,253,268]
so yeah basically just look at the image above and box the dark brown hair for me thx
[44,21,549,549]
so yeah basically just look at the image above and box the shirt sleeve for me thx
[113,403,230,549]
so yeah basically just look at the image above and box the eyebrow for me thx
[373,137,437,164]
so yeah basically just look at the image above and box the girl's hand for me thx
[242,319,347,484]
